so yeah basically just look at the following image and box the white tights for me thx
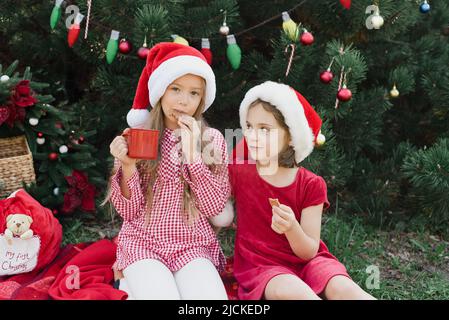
[120,258,228,300]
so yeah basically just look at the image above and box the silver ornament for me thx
[0,75,10,82]
[219,23,230,36]
[59,145,69,154]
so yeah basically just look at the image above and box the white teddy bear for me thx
[4,214,34,245]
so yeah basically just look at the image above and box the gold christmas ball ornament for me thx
[316,132,326,146]
[390,84,399,98]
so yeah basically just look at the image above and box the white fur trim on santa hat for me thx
[239,81,315,164]
[127,108,151,128]
[148,55,216,111]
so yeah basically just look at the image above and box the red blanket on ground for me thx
[0,239,127,300]
[0,238,239,300]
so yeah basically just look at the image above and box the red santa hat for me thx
[239,81,323,164]
[127,42,216,128]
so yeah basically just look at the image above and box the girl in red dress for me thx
[228,81,375,300]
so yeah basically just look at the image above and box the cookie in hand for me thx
[268,198,280,207]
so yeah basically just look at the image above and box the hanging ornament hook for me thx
[327,57,336,71]
[221,9,227,25]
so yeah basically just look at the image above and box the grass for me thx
[319,214,449,299]
[61,211,449,300]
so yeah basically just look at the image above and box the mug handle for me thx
[121,129,131,156]
[121,128,131,139]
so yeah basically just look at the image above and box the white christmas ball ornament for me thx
[371,14,384,29]
[59,145,69,154]
[53,187,60,196]
[37,137,46,145]
[219,24,230,36]
[0,75,10,82]
[29,118,39,126]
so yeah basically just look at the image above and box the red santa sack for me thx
[0,189,62,276]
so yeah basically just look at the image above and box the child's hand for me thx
[177,115,201,163]
[271,204,299,235]
[110,128,137,167]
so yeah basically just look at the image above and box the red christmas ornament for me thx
[67,13,84,48]
[137,46,150,60]
[201,38,213,66]
[68,26,80,47]
[320,69,334,84]
[55,122,64,129]
[37,132,44,138]
[78,136,85,144]
[52,209,58,215]
[300,31,314,46]
[340,0,351,9]
[119,38,132,54]
[337,85,352,102]
[48,152,59,161]
[201,48,212,66]
[137,36,150,60]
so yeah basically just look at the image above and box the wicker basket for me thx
[0,135,36,196]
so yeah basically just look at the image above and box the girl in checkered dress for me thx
[103,43,233,300]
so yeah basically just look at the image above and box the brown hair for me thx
[102,93,226,226]
[248,99,299,168]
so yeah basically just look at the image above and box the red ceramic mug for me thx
[122,128,159,160]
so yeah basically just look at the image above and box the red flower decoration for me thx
[11,80,38,108]
[62,170,96,214]
[0,106,9,126]
[1,102,26,128]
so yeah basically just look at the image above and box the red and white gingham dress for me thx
[110,127,231,273]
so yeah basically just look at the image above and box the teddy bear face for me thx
[6,214,33,236]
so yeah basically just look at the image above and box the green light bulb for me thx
[106,30,120,64]
[226,35,241,70]
[50,0,64,30]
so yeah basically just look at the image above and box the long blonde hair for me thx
[102,98,225,226]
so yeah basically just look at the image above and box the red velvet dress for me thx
[229,162,351,300]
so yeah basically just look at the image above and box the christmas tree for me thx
[0,60,105,218]
[1,0,448,232]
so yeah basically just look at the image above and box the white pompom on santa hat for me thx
[127,42,216,128]
[239,81,324,164]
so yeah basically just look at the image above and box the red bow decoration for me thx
[11,80,38,108]
[340,0,351,9]
[62,170,96,214]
